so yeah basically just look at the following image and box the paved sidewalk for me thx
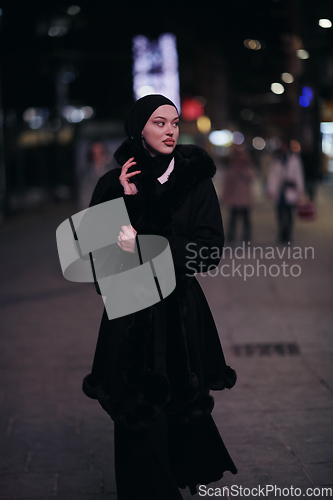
[0,184,333,499]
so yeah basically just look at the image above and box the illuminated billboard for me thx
[132,33,180,112]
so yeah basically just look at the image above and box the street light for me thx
[271,83,285,95]
[296,49,309,60]
[318,19,332,28]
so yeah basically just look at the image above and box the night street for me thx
[1,184,332,499]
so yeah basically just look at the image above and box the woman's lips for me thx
[163,140,174,145]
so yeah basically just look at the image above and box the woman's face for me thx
[142,105,179,156]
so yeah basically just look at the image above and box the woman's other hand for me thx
[119,157,141,195]
[117,225,137,253]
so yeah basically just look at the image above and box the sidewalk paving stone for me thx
[303,463,333,487]
[0,473,55,497]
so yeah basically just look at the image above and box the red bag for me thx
[297,200,316,220]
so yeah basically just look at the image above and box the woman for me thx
[82,95,237,499]
[77,140,113,210]
[267,141,304,243]
[222,148,255,242]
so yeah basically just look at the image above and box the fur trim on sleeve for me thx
[206,366,237,391]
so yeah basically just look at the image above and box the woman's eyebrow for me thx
[154,116,179,121]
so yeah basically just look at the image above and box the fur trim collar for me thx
[114,139,216,181]
[112,139,217,236]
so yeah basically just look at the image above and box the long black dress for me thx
[82,139,237,498]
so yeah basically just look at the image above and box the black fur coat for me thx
[82,139,237,432]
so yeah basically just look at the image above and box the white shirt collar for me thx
[157,157,175,184]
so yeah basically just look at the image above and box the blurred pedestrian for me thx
[77,140,113,210]
[300,148,320,201]
[82,95,237,499]
[222,148,255,242]
[267,141,305,243]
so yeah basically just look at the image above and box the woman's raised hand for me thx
[119,157,141,195]
[117,225,137,253]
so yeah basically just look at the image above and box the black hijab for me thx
[124,94,179,179]
[124,94,178,146]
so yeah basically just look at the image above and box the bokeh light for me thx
[81,106,94,119]
[290,140,301,153]
[197,116,211,134]
[48,26,68,37]
[67,5,81,15]
[299,96,310,107]
[281,72,294,84]
[62,105,94,123]
[320,122,333,134]
[29,116,43,129]
[321,123,333,158]
[209,130,233,147]
[296,49,309,59]
[299,86,313,107]
[243,39,262,50]
[271,83,285,95]
[302,86,313,100]
[232,131,245,145]
[252,137,266,150]
[319,19,332,28]
[23,108,37,123]
[23,107,49,129]
[181,98,204,121]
